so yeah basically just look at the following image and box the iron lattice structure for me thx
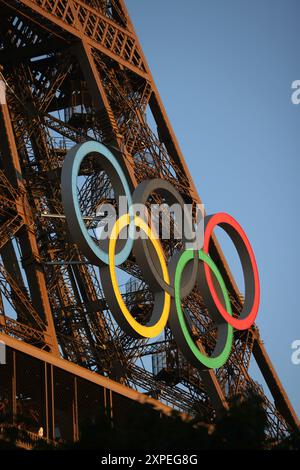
[0,0,298,442]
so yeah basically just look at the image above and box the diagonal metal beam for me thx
[0,83,59,355]
[7,0,149,79]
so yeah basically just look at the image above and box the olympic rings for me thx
[61,141,260,370]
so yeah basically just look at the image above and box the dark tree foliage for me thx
[211,391,268,449]
[0,392,299,450]
[69,391,300,451]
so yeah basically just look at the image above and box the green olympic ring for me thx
[171,249,233,369]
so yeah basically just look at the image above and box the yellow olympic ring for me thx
[109,213,171,338]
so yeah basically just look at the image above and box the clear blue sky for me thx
[126,0,300,416]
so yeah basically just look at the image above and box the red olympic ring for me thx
[203,212,260,330]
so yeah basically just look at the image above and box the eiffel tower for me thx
[0,0,298,443]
